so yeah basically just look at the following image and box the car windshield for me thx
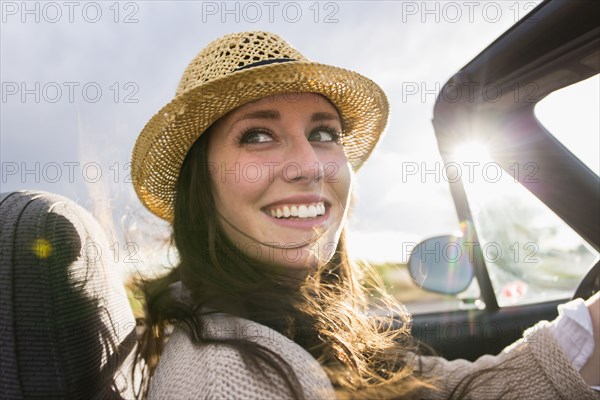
[457,143,599,306]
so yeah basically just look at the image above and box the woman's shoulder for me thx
[148,327,240,398]
[148,314,335,399]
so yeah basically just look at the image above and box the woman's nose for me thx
[282,139,324,184]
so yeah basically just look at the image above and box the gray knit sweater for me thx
[148,313,599,399]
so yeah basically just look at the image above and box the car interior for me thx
[410,0,599,361]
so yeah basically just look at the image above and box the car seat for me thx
[0,190,137,399]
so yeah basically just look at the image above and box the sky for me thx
[6,0,595,272]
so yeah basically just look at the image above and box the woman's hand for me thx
[580,292,599,386]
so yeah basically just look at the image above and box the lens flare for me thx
[32,238,53,259]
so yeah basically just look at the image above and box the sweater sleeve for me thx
[415,322,600,400]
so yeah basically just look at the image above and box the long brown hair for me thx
[132,127,436,399]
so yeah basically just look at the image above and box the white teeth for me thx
[298,205,308,218]
[266,202,326,219]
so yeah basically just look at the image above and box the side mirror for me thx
[408,235,475,295]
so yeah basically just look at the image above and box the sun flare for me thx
[452,141,492,164]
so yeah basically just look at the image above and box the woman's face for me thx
[207,93,352,270]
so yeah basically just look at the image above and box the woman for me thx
[131,31,599,399]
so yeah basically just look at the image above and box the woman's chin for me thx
[255,242,336,273]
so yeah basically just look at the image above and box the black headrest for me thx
[0,191,136,399]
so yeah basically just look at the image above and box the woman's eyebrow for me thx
[231,110,339,127]
[311,112,340,122]
[233,110,280,125]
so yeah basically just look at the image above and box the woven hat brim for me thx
[132,61,389,222]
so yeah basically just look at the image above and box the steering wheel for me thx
[572,261,600,300]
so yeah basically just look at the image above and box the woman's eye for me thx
[309,127,340,143]
[240,130,274,144]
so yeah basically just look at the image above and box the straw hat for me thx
[132,31,389,221]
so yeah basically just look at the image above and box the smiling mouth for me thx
[264,201,326,219]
